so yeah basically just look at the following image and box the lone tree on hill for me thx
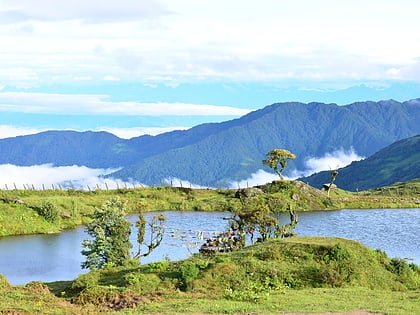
[262,149,296,180]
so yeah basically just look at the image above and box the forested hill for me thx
[0,130,138,168]
[111,99,420,186]
[299,135,420,191]
[0,98,419,187]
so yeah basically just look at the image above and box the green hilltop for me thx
[1,236,419,314]
[300,135,420,191]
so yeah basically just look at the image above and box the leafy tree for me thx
[262,149,296,180]
[81,197,132,269]
[229,197,278,244]
[81,197,167,270]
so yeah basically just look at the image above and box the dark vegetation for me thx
[301,135,420,191]
[0,99,419,186]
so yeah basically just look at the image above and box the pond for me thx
[0,208,419,285]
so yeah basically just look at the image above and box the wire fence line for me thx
[0,180,236,191]
[0,182,144,192]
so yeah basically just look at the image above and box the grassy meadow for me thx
[0,237,419,314]
[0,179,419,314]
[1,179,419,237]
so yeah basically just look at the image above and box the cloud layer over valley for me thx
[0,148,364,191]
[234,148,364,188]
[0,164,137,191]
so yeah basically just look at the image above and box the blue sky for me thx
[1,0,419,187]
[1,0,420,139]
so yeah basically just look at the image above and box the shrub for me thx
[145,260,170,273]
[71,272,100,292]
[387,258,420,289]
[320,244,355,287]
[25,281,50,293]
[388,257,411,275]
[0,274,10,289]
[124,273,144,286]
[36,201,59,222]
[179,262,200,291]
[124,273,162,293]
[72,285,123,305]
[323,243,351,262]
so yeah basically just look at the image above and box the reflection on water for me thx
[0,208,419,285]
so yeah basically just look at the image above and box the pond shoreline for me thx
[1,208,419,285]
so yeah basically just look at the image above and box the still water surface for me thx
[0,208,419,285]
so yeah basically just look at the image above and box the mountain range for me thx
[1,98,419,187]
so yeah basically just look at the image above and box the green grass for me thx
[1,180,419,314]
[127,288,420,315]
[1,179,419,237]
[1,237,418,314]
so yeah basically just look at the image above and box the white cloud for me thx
[0,0,170,23]
[0,125,47,138]
[0,164,141,190]
[231,169,279,189]
[0,148,366,191]
[0,0,419,88]
[0,92,252,116]
[291,148,364,178]
[231,148,365,188]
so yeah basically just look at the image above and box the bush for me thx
[388,258,411,275]
[25,281,50,293]
[124,273,162,293]
[320,244,355,287]
[145,260,170,273]
[0,274,10,289]
[324,244,350,261]
[72,285,122,305]
[387,258,420,289]
[36,201,59,222]
[179,262,200,291]
[71,272,100,292]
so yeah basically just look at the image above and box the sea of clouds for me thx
[0,148,363,191]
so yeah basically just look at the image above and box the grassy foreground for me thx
[0,179,419,314]
[0,237,419,314]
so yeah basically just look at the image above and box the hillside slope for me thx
[0,99,419,186]
[299,135,420,191]
[111,99,420,186]
[0,130,138,168]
